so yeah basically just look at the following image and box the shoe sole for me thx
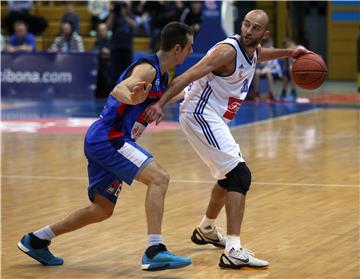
[17,241,48,265]
[142,261,191,271]
[218,254,268,269]
[17,241,63,266]
[191,229,225,248]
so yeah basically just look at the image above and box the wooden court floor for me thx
[2,108,359,279]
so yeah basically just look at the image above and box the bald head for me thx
[245,9,269,30]
[240,9,270,48]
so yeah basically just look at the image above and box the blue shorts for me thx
[84,138,153,204]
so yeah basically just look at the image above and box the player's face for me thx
[177,34,194,64]
[240,13,268,48]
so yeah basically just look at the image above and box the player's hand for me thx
[130,81,152,104]
[291,46,313,59]
[144,102,164,125]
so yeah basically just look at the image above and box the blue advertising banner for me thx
[1,52,98,99]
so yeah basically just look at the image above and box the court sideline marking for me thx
[1,175,359,188]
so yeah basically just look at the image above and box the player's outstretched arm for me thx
[111,63,155,105]
[258,46,310,62]
[145,44,235,124]
[160,44,234,107]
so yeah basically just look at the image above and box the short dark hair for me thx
[160,22,194,51]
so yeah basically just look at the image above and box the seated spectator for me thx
[6,21,36,52]
[252,37,282,101]
[3,0,47,35]
[180,1,202,35]
[280,38,298,101]
[87,0,110,35]
[93,23,112,98]
[61,3,80,34]
[49,22,84,52]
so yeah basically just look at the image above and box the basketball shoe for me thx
[17,233,64,266]
[142,243,192,271]
[219,247,268,269]
[191,226,226,248]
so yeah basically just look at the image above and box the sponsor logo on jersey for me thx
[131,121,146,140]
[223,97,243,120]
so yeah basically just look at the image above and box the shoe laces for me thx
[229,247,249,260]
[229,247,255,259]
[241,247,255,257]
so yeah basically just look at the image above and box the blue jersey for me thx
[86,54,168,144]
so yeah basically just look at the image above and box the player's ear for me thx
[174,44,182,53]
[263,30,271,39]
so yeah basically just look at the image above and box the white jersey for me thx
[179,35,258,179]
[180,35,258,123]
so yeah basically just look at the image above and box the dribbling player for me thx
[145,10,309,269]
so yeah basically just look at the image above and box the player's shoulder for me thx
[132,61,157,75]
[210,43,237,62]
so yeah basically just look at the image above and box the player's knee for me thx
[151,169,170,192]
[91,204,114,222]
[217,163,252,195]
[98,208,113,222]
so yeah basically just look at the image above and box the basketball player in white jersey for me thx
[145,10,309,269]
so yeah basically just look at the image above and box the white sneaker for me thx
[191,226,226,248]
[219,247,269,269]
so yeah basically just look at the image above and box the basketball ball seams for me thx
[291,53,327,90]
[294,57,326,68]
[293,72,327,86]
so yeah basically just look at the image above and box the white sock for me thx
[199,216,216,232]
[225,235,241,252]
[33,225,56,241]
[148,234,163,247]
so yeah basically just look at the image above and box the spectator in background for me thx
[61,3,80,34]
[107,1,138,86]
[130,1,151,37]
[280,38,298,101]
[93,23,113,98]
[180,1,202,35]
[0,33,5,51]
[148,1,183,51]
[3,0,47,35]
[6,21,36,52]
[50,22,84,52]
[252,37,282,101]
[87,0,110,36]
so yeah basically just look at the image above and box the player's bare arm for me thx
[167,90,185,104]
[145,44,235,124]
[258,46,310,62]
[111,63,154,105]
[160,44,236,106]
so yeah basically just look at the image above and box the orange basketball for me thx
[291,53,327,90]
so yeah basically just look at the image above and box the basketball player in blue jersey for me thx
[17,22,194,271]
[146,10,310,269]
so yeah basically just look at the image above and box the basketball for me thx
[291,53,327,90]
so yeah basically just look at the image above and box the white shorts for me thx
[179,112,244,179]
